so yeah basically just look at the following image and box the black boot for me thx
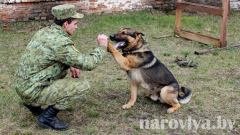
[23,102,44,116]
[37,106,69,131]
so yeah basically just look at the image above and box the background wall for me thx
[0,0,239,23]
[183,0,222,6]
[0,0,155,22]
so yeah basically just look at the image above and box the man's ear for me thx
[62,21,68,28]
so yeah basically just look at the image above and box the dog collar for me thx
[122,46,143,56]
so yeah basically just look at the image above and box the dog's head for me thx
[109,28,146,52]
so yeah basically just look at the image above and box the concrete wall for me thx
[230,0,240,10]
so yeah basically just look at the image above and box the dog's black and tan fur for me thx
[108,28,192,113]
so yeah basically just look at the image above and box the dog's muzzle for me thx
[109,34,126,49]
[109,34,115,41]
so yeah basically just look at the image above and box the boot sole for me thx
[37,121,68,131]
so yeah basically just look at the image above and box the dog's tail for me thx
[178,87,192,104]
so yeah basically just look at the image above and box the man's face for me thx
[65,18,78,35]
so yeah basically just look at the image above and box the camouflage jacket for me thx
[15,23,106,98]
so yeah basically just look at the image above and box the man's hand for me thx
[97,34,108,47]
[70,67,80,78]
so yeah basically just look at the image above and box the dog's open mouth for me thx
[113,41,126,49]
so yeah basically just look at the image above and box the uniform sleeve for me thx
[52,44,107,71]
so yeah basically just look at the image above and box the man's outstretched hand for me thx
[97,34,108,47]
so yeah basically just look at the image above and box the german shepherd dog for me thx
[107,28,192,113]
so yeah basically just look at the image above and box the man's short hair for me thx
[54,18,75,26]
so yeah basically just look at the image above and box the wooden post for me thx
[220,0,229,47]
[174,0,182,36]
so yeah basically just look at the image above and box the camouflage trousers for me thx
[21,71,90,110]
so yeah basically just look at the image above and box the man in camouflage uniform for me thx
[15,4,108,131]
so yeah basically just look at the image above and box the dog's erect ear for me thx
[135,31,145,36]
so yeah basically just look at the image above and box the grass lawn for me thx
[0,10,240,134]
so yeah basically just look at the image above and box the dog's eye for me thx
[122,32,126,35]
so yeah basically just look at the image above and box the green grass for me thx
[0,10,240,134]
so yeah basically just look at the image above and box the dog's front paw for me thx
[122,104,133,109]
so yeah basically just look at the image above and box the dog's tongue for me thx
[113,42,124,49]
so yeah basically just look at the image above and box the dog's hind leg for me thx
[166,99,181,114]
[122,82,139,109]
[160,86,181,113]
